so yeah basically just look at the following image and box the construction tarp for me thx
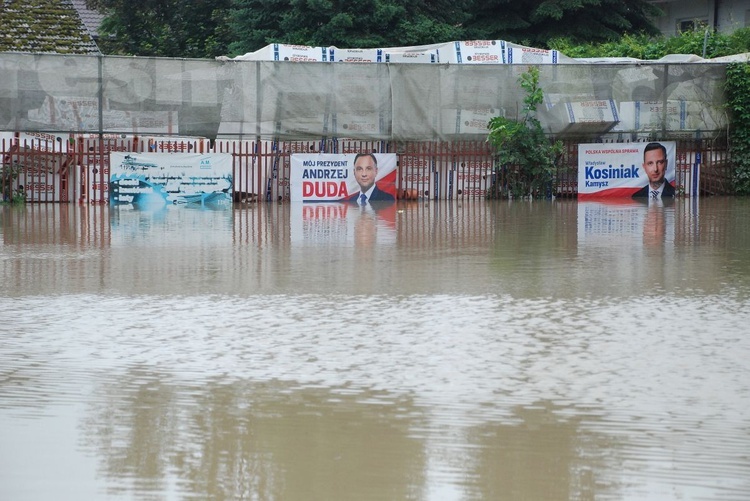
[0,40,733,140]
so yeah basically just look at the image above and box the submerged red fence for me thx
[0,134,734,204]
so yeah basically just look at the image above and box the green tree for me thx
[486,67,562,199]
[87,0,663,57]
[227,0,470,55]
[463,0,662,48]
[86,0,232,58]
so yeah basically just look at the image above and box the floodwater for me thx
[1,197,749,501]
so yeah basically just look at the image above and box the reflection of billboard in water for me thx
[109,152,233,209]
[290,202,397,247]
[577,200,675,252]
[576,199,678,294]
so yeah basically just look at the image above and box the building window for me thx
[677,19,708,33]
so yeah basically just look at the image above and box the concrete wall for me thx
[649,0,750,35]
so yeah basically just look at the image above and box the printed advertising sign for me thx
[18,166,64,202]
[272,44,328,61]
[399,155,434,200]
[332,112,382,136]
[613,101,724,133]
[17,132,70,152]
[447,40,504,64]
[578,141,677,199]
[329,48,383,62]
[455,159,493,198]
[505,45,560,64]
[86,164,109,203]
[231,43,328,61]
[384,50,438,63]
[289,153,397,203]
[109,152,233,209]
[441,108,496,135]
[27,96,178,134]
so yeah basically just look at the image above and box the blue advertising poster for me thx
[109,152,233,209]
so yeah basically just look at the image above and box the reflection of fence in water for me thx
[0,135,735,203]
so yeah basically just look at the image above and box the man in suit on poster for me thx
[632,142,676,199]
[347,152,395,205]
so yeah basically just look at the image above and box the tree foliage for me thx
[87,0,662,57]
[227,0,470,55]
[86,0,232,58]
[461,0,662,48]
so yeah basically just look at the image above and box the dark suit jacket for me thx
[347,185,395,203]
[632,181,675,198]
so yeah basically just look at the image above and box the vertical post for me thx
[661,63,669,138]
[98,54,105,205]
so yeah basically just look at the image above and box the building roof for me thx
[0,0,101,54]
[69,0,105,40]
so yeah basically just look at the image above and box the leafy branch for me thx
[486,67,562,199]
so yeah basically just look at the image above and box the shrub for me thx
[726,62,750,195]
[486,67,562,199]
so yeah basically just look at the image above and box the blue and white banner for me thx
[109,152,233,209]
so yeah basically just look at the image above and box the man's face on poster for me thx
[354,155,378,192]
[643,148,667,187]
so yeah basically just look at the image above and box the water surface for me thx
[1,198,749,500]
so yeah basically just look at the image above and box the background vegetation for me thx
[86,0,232,57]
[549,26,750,60]
[86,0,662,58]
[84,0,750,61]
[726,63,750,195]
